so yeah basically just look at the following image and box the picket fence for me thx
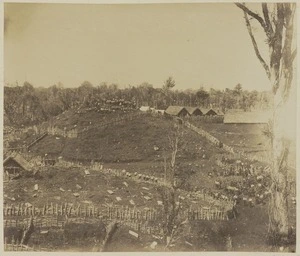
[3,203,159,220]
[3,237,48,252]
[3,203,229,226]
[4,243,35,252]
[46,127,78,138]
[183,207,229,221]
[184,121,224,149]
[91,164,168,186]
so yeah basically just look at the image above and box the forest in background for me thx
[4,80,272,127]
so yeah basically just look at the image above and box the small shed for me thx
[165,106,190,117]
[186,107,203,116]
[201,108,219,116]
[3,153,31,180]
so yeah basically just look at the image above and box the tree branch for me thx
[262,3,274,37]
[291,49,297,63]
[235,3,268,34]
[243,12,271,80]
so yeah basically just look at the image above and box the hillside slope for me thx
[30,113,224,163]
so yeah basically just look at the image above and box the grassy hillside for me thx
[31,114,224,163]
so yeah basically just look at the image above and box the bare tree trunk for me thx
[100,221,118,252]
[268,87,290,243]
[235,3,296,245]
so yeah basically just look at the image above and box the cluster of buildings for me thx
[164,106,223,118]
[139,105,270,124]
[140,105,223,118]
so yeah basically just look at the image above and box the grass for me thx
[30,114,224,164]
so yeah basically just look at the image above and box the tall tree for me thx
[162,76,176,106]
[196,88,210,107]
[235,3,296,244]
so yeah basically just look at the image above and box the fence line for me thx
[3,203,229,222]
[4,237,45,251]
[183,120,274,165]
[189,115,224,123]
[27,132,48,150]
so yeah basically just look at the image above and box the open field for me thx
[190,121,296,169]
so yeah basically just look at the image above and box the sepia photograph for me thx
[2,1,298,253]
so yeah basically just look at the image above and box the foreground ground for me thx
[3,111,297,252]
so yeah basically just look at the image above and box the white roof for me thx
[139,106,150,111]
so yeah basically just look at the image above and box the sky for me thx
[3,3,283,91]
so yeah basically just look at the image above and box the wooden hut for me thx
[3,153,31,180]
[165,106,190,118]
[186,107,203,116]
[201,108,219,116]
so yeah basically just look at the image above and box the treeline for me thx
[4,80,272,127]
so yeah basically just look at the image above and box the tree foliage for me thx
[4,80,272,127]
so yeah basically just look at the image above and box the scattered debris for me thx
[123,182,128,187]
[152,235,161,240]
[116,197,122,202]
[34,184,39,191]
[25,203,32,207]
[40,230,49,234]
[142,187,149,190]
[154,146,159,151]
[76,184,82,190]
[32,194,37,198]
[144,196,151,201]
[84,170,90,175]
[157,201,163,206]
[185,241,193,247]
[59,188,65,192]
[73,193,80,197]
[107,190,114,195]
[82,200,92,204]
[129,230,139,238]
[129,199,135,205]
